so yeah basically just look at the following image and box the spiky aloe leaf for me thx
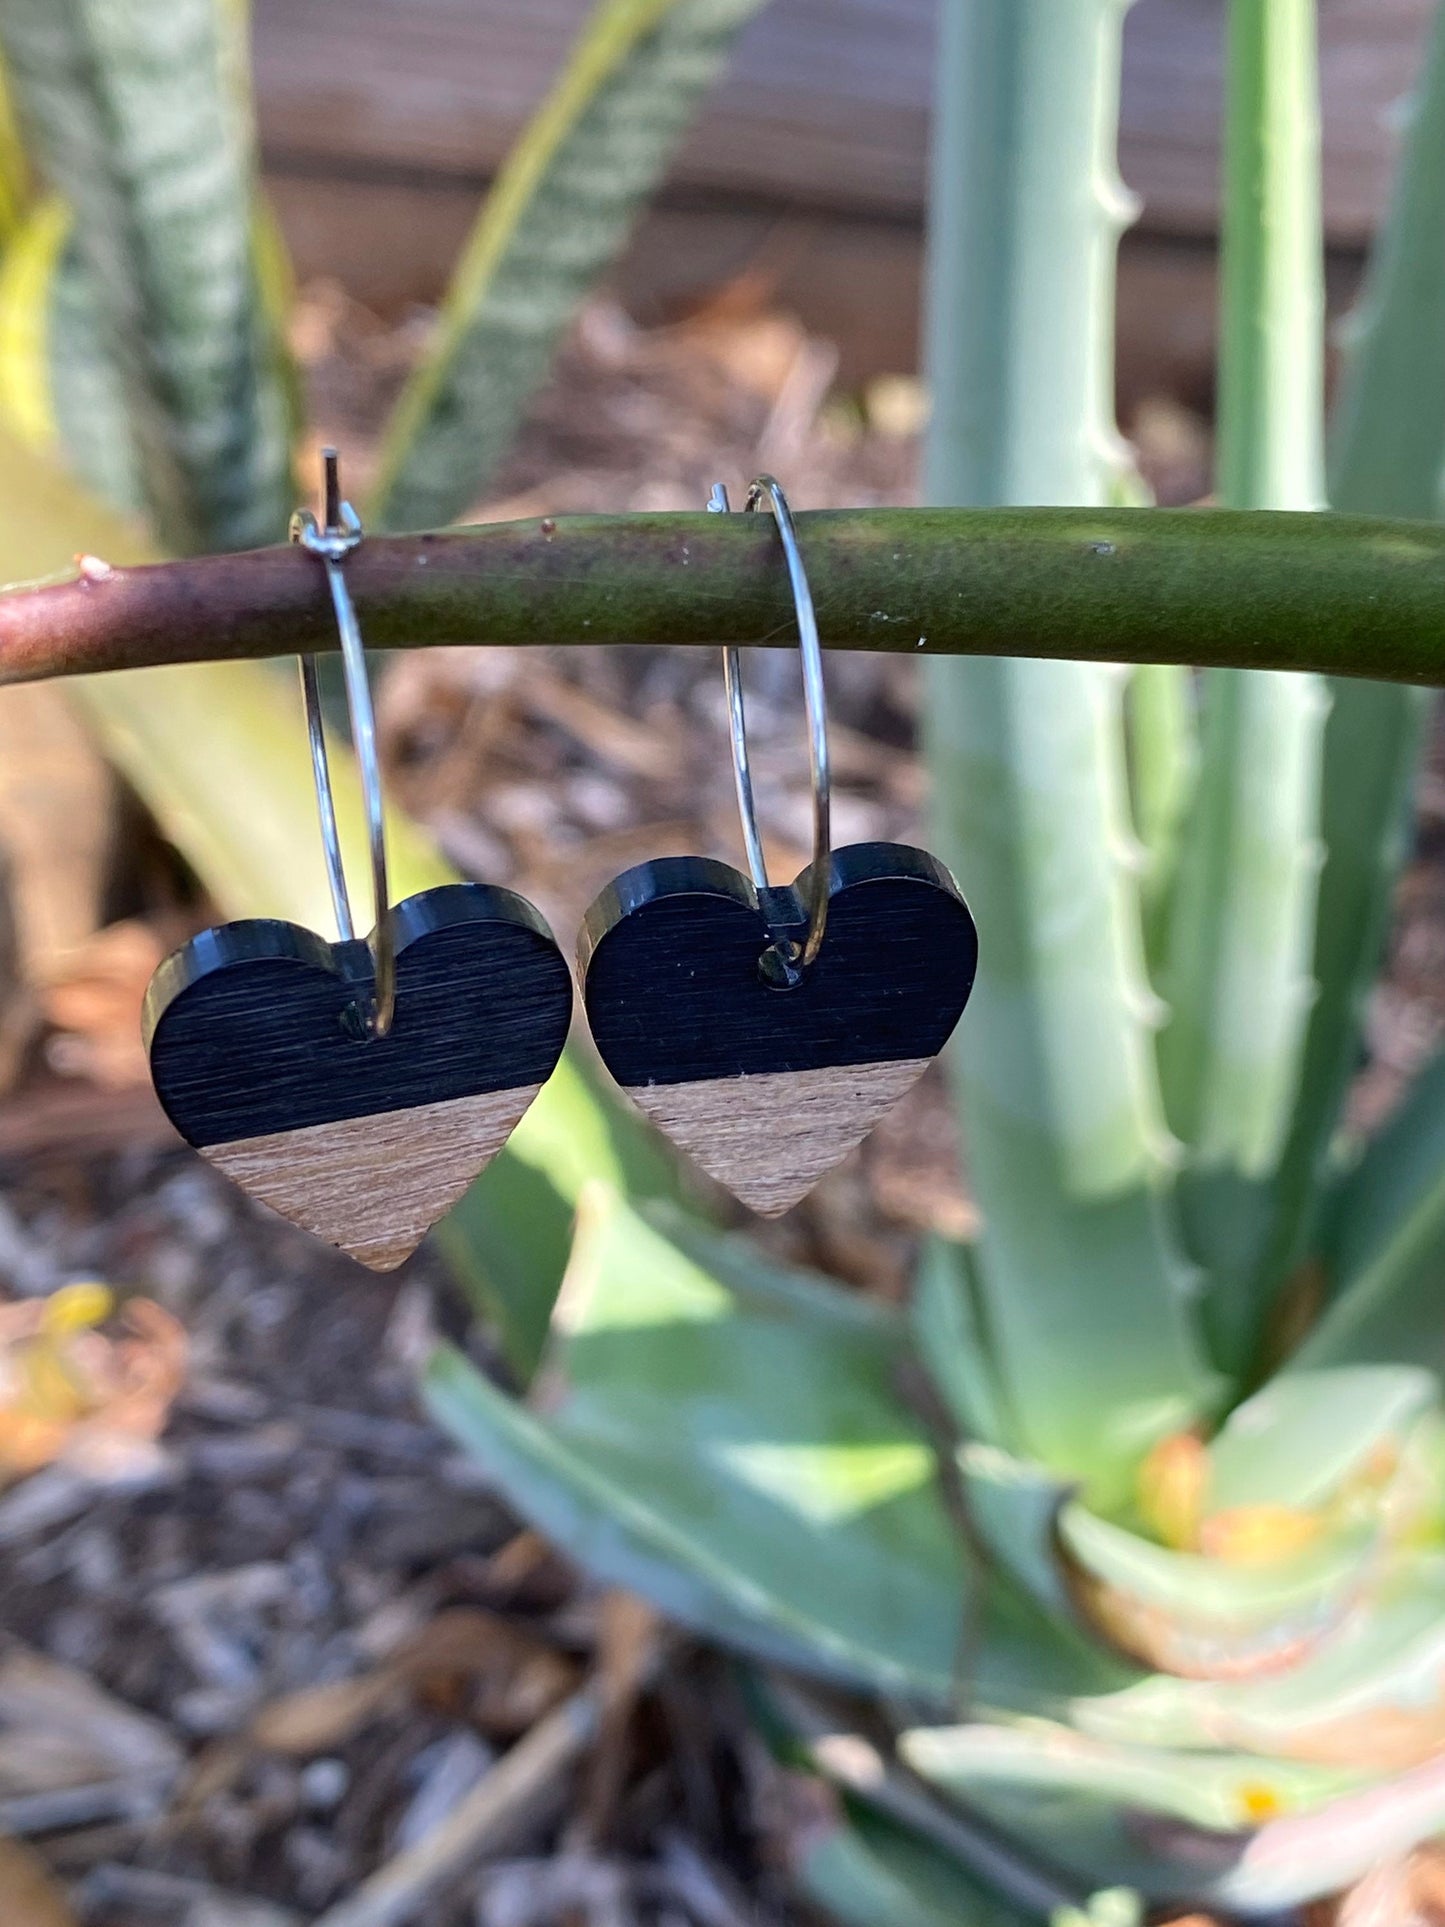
[793,1800,1040,1927]
[426,1187,1130,1708]
[1124,661,1196,975]
[926,654,1214,1495]
[1154,0,1328,1379]
[0,0,291,552]
[1056,1365,1435,1678]
[922,0,1216,1496]
[372,0,767,532]
[1293,1054,1445,1370]
[909,1235,1017,1452]
[1262,4,1445,1314]
[1328,3,1445,522]
[1060,1504,1378,1680]
[1072,1555,1445,1769]
[960,1443,1076,1623]
[904,1723,1363,1844]
[904,1718,1445,1912]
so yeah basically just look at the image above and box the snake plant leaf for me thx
[0,0,292,553]
[426,1187,1130,1708]
[1071,1555,1445,1771]
[1155,0,1328,1380]
[793,1796,1042,1927]
[0,57,31,245]
[1294,1053,1445,1370]
[0,196,142,515]
[910,1235,1017,1453]
[372,0,767,533]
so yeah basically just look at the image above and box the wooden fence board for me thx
[254,0,1432,243]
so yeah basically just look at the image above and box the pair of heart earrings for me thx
[143,455,979,1271]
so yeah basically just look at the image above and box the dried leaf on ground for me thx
[0,1287,185,1483]
[253,1608,578,1758]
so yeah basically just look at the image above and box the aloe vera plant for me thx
[422,0,1445,1914]
[0,0,1444,1917]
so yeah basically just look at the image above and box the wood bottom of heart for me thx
[200,1085,543,1270]
[625,1057,932,1217]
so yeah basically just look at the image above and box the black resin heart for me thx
[579,842,977,1215]
[145,883,572,1269]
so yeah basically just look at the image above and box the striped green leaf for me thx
[0,0,292,552]
[372,0,766,532]
[0,195,141,514]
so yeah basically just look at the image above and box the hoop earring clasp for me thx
[710,474,831,982]
[290,448,395,1038]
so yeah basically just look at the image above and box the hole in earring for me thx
[338,1000,373,1043]
[758,940,804,991]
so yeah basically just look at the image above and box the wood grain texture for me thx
[253,0,1429,248]
[146,882,572,1269]
[581,842,976,1214]
[205,1085,544,1269]
[625,1057,931,1217]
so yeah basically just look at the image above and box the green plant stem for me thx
[3,506,1445,686]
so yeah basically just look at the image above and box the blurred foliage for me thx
[0,0,1444,1919]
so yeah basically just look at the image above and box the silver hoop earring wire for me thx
[290,447,395,1038]
[709,474,831,974]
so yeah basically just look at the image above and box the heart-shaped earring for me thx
[579,476,978,1216]
[144,452,572,1270]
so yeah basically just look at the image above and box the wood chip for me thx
[0,1834,77,1927]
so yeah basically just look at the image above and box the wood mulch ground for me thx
[0,280,1439,1926]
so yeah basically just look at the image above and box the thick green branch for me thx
[3,506,1445,685]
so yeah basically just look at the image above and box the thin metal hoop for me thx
[710,475,831,970]
[290,448,395,1039]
